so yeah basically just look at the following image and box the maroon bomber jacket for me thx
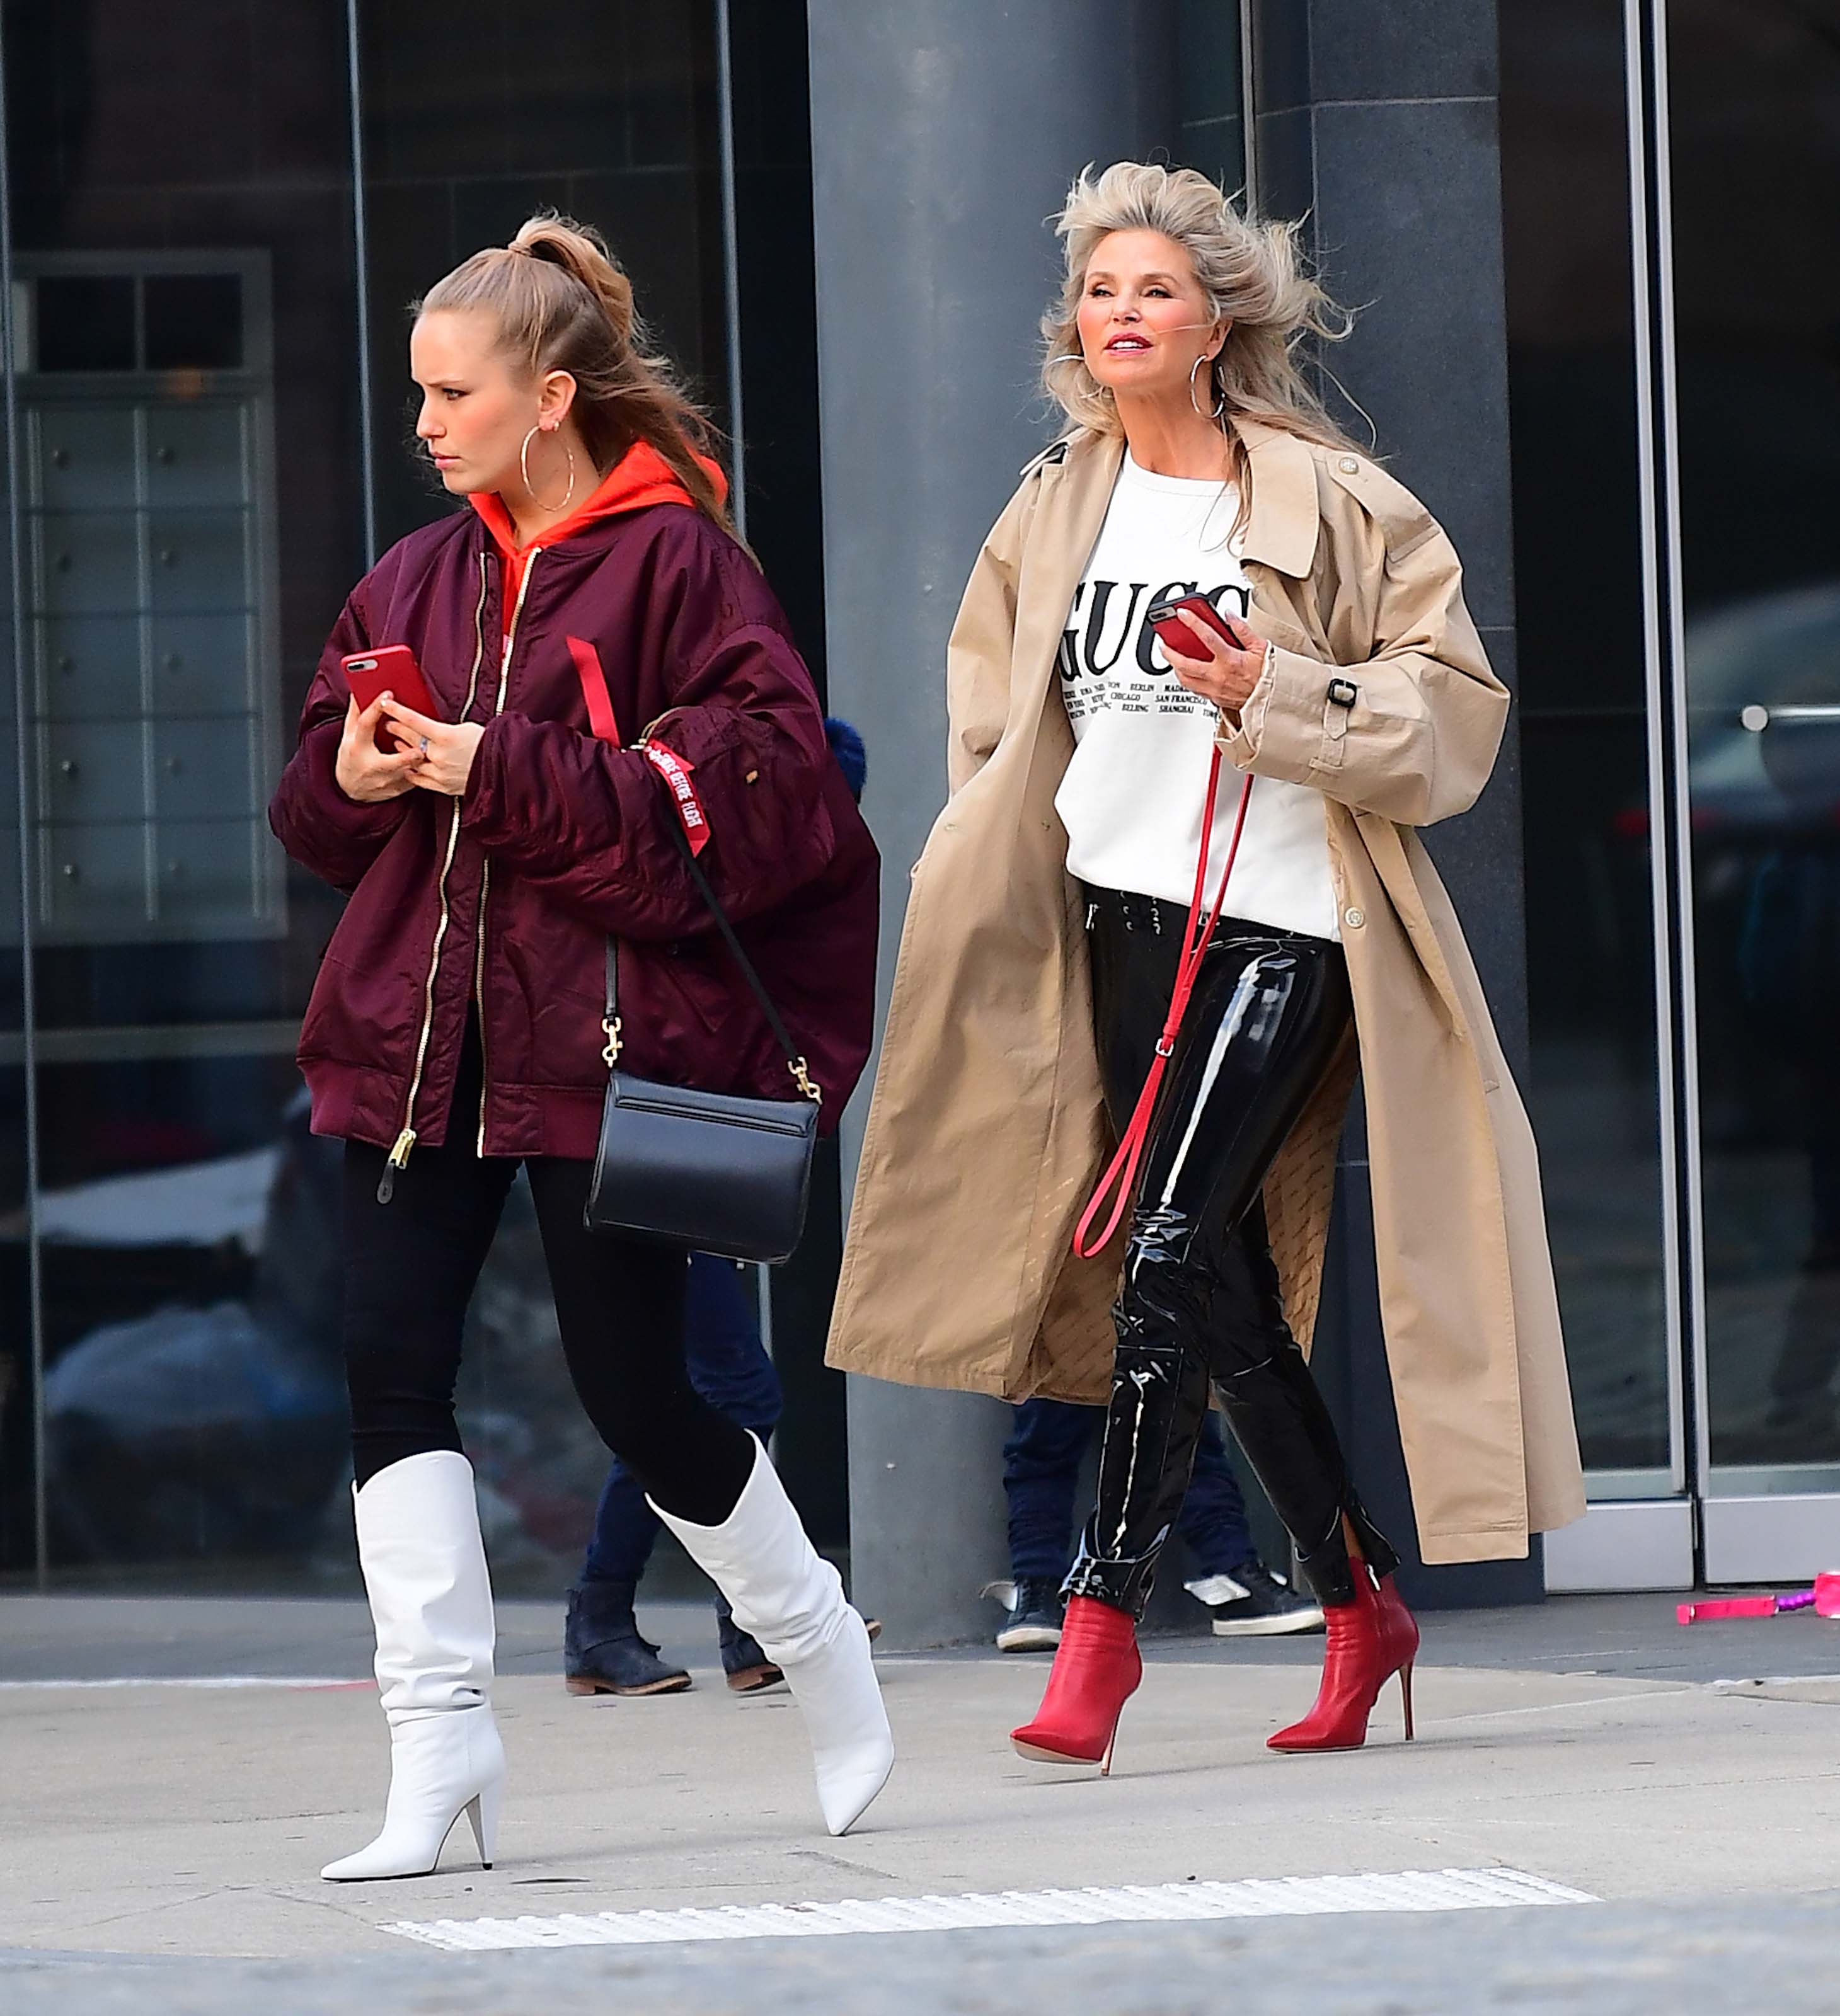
[268,501,880,1171]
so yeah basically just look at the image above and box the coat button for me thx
[1338,455,1360,472]
[1343,906,1366,929]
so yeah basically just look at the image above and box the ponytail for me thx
[417,210,735,536]
[508,213,637,348]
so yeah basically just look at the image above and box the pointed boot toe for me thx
[803,1608,894,1834]
[321,1705,505,1880]
[650,1436,895,1836]
[818,1748,896,1837]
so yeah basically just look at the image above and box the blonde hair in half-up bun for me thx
[418,209,733,533]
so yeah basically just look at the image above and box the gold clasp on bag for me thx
[790,1057,823,1106]
[602,1015,623,1067]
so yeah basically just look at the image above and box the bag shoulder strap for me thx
[604,813,821,1105]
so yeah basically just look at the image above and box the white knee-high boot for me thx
[650,1435,894,1836]
[321,1450,506,1881]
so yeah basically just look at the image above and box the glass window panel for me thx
[143,273,243,370]
[359,0,725,554]
[0,255,33,1581]
[1501,0,1674,1479]
[1670,1,1840,1479]
[3,0,362,1588]
[34,275,135,372]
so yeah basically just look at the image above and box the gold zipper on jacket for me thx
[376,555,490,1204]
[472,548,541,1157]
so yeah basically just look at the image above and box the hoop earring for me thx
[519,424,577,513]
[1188,353,1226,421]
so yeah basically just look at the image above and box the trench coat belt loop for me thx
[1072,750,1255,1259]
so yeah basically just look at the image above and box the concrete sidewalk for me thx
[3,1593,1838,2007]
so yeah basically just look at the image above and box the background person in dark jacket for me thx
[270,213,891,1879]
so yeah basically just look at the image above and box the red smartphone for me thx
[342,645,440,753]
[1147,593,1243,660]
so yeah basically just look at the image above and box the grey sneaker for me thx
[1187,1564,1325,1637]
[983,1578,1065,1652]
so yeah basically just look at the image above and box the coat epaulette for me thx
[1320,447,1439,560]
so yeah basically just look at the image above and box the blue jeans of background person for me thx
[580,1255,783,1586]
[1003,1396,1256,1584]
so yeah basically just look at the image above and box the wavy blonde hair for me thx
[1042,162,1359,469]
[417,210,734,535]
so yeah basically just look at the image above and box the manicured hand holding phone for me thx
[1149,592,1271,719]
[334,643,481,799]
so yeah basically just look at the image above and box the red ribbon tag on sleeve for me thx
[640,740,711,856]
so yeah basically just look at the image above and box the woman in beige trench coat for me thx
[827,163,1585,1769]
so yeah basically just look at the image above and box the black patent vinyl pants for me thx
[1064,888,1399,1616]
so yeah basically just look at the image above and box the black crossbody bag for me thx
[583,822,822,1264]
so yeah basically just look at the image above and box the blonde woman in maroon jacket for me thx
[271,214,890,1878]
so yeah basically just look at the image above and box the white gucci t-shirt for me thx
[1054,452,1340,941]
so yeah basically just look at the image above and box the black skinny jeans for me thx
[1064,889,1398,1615]
[341,1019,755,1522]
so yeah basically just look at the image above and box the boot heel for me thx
[466,1780,501,1868]
[1399,1661,1415,1743]
[1100,1717,1120,1778]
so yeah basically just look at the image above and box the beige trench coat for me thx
[825,418,1585,1565]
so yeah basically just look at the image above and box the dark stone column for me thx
[806,0,1179,1644]
[1253,0,1544,1606]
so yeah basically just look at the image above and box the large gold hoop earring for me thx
[520,423,577,513]
[1188,353,1226,421]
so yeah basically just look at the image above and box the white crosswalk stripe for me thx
[382,1866,1598,1950]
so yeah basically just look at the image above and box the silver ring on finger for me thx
[419,736,430,755]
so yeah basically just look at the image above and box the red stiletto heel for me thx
[1267,1565,1419,1753]
[1011,1596,1142,1770]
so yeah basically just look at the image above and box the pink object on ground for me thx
[1815,1571,1840,1618]
[1676,1596,1780,1624]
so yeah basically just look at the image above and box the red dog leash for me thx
[1072,749,1255,1259]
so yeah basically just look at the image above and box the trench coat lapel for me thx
[1236,418,1322,580]
[1011,435,1125,694]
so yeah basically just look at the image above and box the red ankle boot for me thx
[1010,1596,1142,1773]
[1267,1564,1418,1753]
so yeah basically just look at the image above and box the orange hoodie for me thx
[469,438,728,637]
